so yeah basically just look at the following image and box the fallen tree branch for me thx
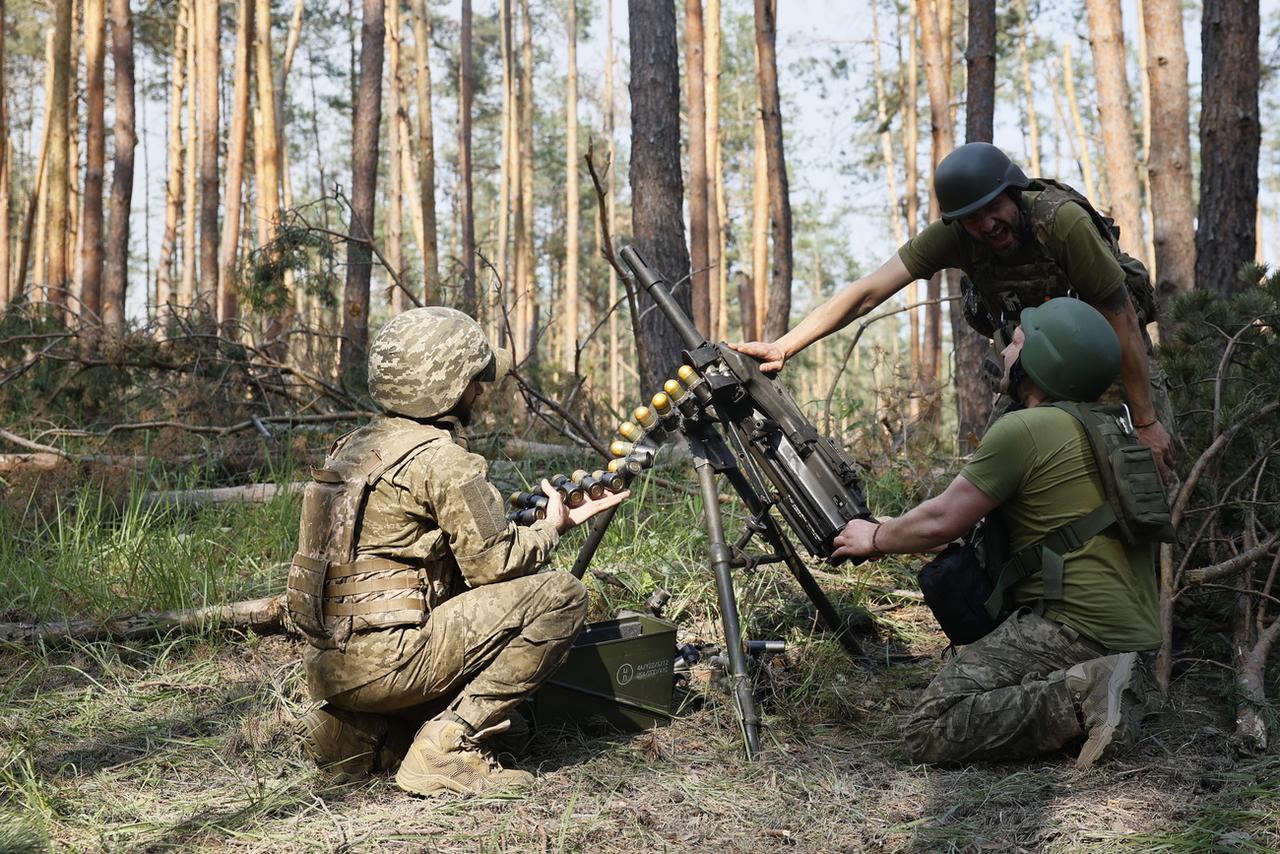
[1184,536,1279,586]
[141,482,306,509]
[0,594,288,646]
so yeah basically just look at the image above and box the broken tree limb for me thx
[141,481,306,509]
[0,593,289,646]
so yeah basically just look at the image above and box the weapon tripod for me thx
[567,413,865,760]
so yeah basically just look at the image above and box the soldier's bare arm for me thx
[1090,287,1175,479]
[731,254,913,372]
[832,475,998,559]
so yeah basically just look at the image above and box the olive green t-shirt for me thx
[959,406,1160,651]
[897,192,1126,305]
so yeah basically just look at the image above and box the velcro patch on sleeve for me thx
[459,476,508,541]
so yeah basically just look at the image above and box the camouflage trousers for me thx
[903,609,1153,764]
[326,571,587,732]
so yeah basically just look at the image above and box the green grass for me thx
[2,454,1278,852]
[0,478,300,624]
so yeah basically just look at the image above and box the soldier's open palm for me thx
[541,479,630,533]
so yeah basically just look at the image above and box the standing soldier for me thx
[289,307,627,796]
[734,142,1175,477]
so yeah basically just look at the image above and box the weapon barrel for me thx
[619,246,707,351]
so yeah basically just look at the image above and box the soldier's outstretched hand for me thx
[729,340,787,373]
[541,478,630,534]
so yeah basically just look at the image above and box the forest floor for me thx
[2,452,1278,853]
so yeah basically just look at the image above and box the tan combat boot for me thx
[394,716,534,797]
[1065,652,1146,770]
[296,705,403,782]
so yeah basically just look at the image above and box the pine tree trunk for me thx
[0,0,7,307]
[179,11,198,309]
[1015,0,1041,175]
[46,0,73,308]
[871,1,903,247]
[918,0,952,386]
[1085,0,1144,260]
[956,0,996,447]
[750,88,768,342]
[1195,0,1258,298]
[196,0,219,314]
[1135,0,1156,274]
[341,0,384,390]
[457,0,475,314]
[517,0,535,359]
[903,0,921,372]
[685,0,710,337]
[410,0,438,297]
[496,0,512,325]
[80,0,106,327]
[562,0,580,369]
[705,0,724,341]
[1061,44,1096,201]
[754,0,792,342]
[65,1,82,321]
[605,0,620,408]
[254,0,280,251]
[629,0,695,392]
[386,0,404,311]
[32,30,55,299]
[156,0,190,321]
[1142,0,1195,316]
[102,0,135,334]
[218,0,253,330]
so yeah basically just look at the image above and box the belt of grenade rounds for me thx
[506,365,705,525]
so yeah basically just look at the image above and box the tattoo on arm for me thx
[1097,285,1130,316]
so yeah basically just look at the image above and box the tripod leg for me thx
[694,451,762,760]
[718,466,867,662]
[569,505,620,579]
[761,516,867,661]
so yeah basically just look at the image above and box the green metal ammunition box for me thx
[528,614,676,732]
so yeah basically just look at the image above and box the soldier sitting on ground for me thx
[833,299,1165,769]
[289,307,628,797]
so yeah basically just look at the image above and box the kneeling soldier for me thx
[834,298,1167,769]
[288,307,627,796]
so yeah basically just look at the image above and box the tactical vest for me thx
[961,179,1157,343]
[980,402,1175,620]
[286,416,450,650]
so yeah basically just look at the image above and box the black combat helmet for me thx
[935,142,1031,223]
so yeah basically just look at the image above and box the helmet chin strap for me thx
[1006,357,1030,407]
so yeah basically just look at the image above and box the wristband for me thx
[1134,418,1158,429]
[871,522,885,556]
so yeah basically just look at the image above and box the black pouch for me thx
[917,541,1002,645]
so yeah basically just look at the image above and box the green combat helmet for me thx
[935,142,1031,223]
[1018,298,1120,402]
[368,307,513,420]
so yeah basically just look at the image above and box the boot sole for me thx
[1076,652,1138,770]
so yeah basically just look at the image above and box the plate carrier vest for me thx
[961,179,1158,344]
[287,417,449,650]
[979,402,1176,620]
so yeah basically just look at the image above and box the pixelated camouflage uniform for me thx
[298,307,586,736]
[902,609,1157,764]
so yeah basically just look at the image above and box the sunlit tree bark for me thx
[1085,0,1144,260]
[1142,0,1195,316]
[218,0,253,329]
[341,0,384,389]
[754,0,793,342]
[102,0,135,334]
[80,0,106,326]
[685,0,710,336]
[196,0,220,313]
[562,0,580,369]
[46,0,73,308]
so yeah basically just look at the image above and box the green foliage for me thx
[238,216,342,317]
[1160,268,1280,553]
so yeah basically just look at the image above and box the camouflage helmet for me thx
[1017,298,1120,402]
[368,307,513,420]
[935,142,1031,223]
